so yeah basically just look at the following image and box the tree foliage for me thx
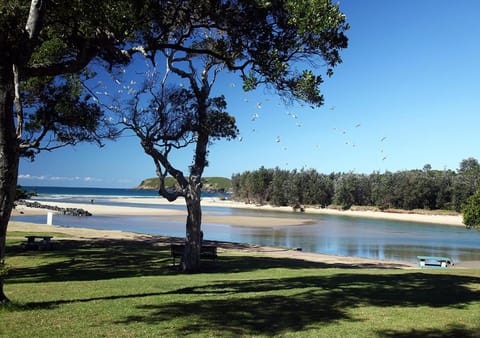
[1,0,349,279]
[19,74,114,159]
[232,159,480,216]
[462,189,480,229]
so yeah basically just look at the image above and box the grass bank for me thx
[2,234,480,337]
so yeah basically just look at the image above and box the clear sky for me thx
[18,0,480,188]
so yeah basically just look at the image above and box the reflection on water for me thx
[12,207,480,264]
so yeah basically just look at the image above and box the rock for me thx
[15,200,92,216]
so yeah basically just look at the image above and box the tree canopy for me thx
[1,0,349,285]
[232,159,480,215]
[463,189,480,229]
[98,0,349,271]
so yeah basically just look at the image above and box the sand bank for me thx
[14,197,464,227]
[110,197,464,226]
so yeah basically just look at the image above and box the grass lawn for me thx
[1,233,480,337]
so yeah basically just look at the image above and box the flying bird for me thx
[287,111,298,119]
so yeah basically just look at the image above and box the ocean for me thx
[23,186,228,205]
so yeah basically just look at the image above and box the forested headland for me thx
[231,158,480,213]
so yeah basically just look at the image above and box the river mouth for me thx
[11,205,480,264]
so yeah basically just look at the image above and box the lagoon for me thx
[12,200,480,264]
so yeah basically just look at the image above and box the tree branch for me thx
[25,0,46,40]
[12,64,23,140]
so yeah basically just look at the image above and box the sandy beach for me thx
[9,197,478,269]
[14,197,464,226]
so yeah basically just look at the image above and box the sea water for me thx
[13,186,480,264]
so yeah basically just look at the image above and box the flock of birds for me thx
[235,93,390,167]
[92,76,392,168]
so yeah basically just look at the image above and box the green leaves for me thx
[463,190,480,229]
[20,74,111,159]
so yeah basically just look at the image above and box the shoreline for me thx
[7,221,418,269]
[78,197,465,226]
[9,198,479,269]
[14,197,464,226]
[14,197,465,227]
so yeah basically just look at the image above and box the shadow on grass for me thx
[7,238,401,283]
[6,239,480,336]
[379,324,480,338]
[114,273,480,336]
[7,239,175,282]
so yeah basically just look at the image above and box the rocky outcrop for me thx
[16,200,92,216]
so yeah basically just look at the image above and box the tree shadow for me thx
[7,239,175,283]
[8,238,407,284]
[6,238,480,336]
[114,273,480,336]
[379,324,480,338]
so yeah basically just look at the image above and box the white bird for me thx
[288,112,298,119]
[275,136,281,143]
[251,113,259,121]
[381,137,387,142]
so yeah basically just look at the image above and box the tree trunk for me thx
[0,58,18,303]
[181,187,203,272]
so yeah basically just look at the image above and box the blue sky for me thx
[19,0,480,188]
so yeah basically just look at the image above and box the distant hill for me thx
[136,176,231,192]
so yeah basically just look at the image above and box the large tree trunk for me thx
[181,186,203,272]
[0,58,18,303]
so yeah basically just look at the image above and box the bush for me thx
[15,185,36,200]
[462,189,480,229]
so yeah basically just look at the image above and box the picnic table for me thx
[417,256,453,268]
[22,235,54,250]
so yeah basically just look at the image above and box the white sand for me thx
[14,197,464,227]
[115,197,464,226]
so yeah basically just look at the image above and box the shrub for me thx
[462,189,480,229]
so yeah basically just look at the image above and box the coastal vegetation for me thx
[137,177,231,193]
[463,189,480,229]
[2,234,480,337]
[231,158,480,215]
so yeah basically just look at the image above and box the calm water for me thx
[14,186,480,264]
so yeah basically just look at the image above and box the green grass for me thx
[2,239,480,337]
